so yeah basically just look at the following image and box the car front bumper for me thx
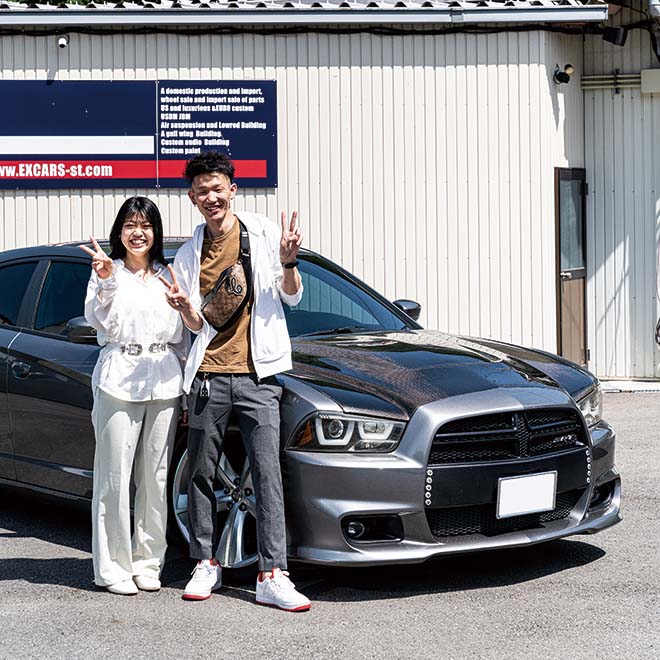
[283,388,621,566]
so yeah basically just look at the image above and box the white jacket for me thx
[85,261,185,402]
[173,211,303,393]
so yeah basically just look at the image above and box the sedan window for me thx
[286,257,408,337]
[35,262,90,335]
[0,261,37,326]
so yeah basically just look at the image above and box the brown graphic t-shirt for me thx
[199,217,254,373]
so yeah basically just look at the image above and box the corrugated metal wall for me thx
[584,8,660,378]
[0,28,582,355]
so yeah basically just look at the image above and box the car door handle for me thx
[11,361,31,379]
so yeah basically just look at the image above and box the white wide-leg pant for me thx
[91,388,179,587]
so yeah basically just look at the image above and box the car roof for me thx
[0,240,313,263]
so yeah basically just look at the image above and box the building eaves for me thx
[0,0,610,27]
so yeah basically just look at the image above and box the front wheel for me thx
[167,427,260,579]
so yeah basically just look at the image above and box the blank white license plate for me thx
[496,471,557,519]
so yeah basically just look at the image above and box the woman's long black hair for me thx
[108,196,167,266]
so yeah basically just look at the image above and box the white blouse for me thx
[84,260,185,402]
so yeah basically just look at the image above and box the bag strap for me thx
[201,219,253,332]
[238,219,252,298]
[202,219,251,303]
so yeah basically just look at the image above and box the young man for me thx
[168,152,309,611]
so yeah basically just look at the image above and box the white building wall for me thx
[0,28,582,355]
[584,7,660,378]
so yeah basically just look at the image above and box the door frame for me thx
[554,167,587,364]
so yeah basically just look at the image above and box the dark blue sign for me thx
[157,81,276,188]
[0,80,277,190]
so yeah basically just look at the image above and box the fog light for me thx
[342,515,404,543]
[346,521,366,539]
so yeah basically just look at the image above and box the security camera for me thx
[552,64,573,85]
[58,35,69,49]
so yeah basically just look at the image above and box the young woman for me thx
[81,196,199,595]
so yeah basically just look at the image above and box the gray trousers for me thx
[186,372,287,571]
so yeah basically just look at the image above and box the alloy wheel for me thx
[171,438,258,569]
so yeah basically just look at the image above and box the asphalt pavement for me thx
[0,393,658,660]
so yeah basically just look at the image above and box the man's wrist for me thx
[281,260,299,269]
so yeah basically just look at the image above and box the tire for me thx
[167,423,259,582]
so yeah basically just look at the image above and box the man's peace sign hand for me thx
[280,210,302,265]
[79,236,113,280]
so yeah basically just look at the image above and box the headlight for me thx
[288,413,405,453]
[577,384,602,427]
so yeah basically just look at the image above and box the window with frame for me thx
[35,261,90,335]
[0,261,38,326]
[285,258,407,337]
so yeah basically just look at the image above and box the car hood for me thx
[290,329,595,420]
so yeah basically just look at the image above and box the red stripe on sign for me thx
[0,159,267,180]
[0,160,156,179]
[234,160,267,178]
[158,159,267,179]
[157,160,188,179]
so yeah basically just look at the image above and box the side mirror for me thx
[393,299,422,321]
[65,316,98,344]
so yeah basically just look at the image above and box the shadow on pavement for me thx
[1,488,607,601]
[0,487,91,553]
[0,556,98,591]
[160,537,607,604]
[290,538,607,602]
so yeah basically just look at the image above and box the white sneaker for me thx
[182,560,222,601]
[255,569,311,612]
[106,579,138,596]
[133,575,161,591]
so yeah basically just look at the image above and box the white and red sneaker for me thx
[182,560,222,601]
[255,569,311,612]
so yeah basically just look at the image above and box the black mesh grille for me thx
[429,440,516,464]
[529,433,580,456]
[426,489,582,538]
[429,408,585,465]
[439,413,515,435]
[526,409,580,429]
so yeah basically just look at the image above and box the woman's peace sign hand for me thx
[158,264,189,310]
[158,265,203,332]
[79,236,113,280]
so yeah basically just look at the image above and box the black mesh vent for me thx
[428,437,517,464]
[426,489,582,538]
[526,409,581,429]
[529,432,580,456]
[438,413,515,435]
[429,408,585,465]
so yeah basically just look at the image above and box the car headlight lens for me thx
[289,413,405,453]
[577,384,602,427]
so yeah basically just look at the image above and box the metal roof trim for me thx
[0,5,610,26]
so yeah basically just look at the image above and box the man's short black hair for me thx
[184,152,235,185]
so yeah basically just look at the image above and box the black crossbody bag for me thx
[201,220,253,332]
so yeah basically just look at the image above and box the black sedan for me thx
[0,241,620,570]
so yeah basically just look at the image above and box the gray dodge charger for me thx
[0,242,620,572]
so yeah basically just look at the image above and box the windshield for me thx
[285,256,410,337]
